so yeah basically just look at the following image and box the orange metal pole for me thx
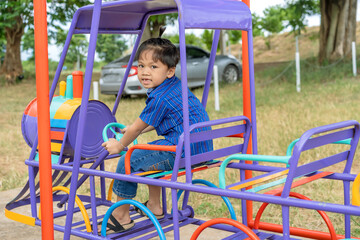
[241,0,253,225]
[33,0,54,239]
[72,71,84,98]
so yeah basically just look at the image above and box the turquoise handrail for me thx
[176,179,237,220]
[101,199,166,239]
[102,122,138,155]
[219,154,290,189]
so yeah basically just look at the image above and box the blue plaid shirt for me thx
[140,76,213,155]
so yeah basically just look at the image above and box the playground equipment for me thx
[5,0,360,239]
[22,72,116,161]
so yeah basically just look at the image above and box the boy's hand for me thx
[102,138,123,155]
[120,126,128,134]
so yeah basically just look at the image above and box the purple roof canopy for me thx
[74,0,252,34]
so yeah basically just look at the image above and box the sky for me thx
[22,0,359,61]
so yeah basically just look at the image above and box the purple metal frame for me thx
[8,0,360,240]
[38,0,255,238]
[22,117,360,239]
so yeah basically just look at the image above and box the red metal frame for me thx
[33,0,54,239]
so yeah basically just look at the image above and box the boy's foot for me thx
[134,200,164,219]
[97,213,134,235]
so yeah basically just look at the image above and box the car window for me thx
[186,47,208,59]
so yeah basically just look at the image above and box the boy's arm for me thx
[120,125,154,134]
[102,117,148,155]
[141,125,155,133]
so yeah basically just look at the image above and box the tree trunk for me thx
[141,19,165,43]
[319,0,357,64]
[220,30,226,55]
[141,23,152,43]
[0,15,24,84]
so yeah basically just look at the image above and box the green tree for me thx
[55,28,88,70]
[283,0,319,36]
[165,33,203,47]
[201,29,215,51]
[21,28,35,61]
[0,0,90,85]
[0,27,6,68]
[261,5,285,49]
[96,35,128,63]
[252,13,264,37]
[0,0,31,84]
[200,13,262,54]
[280,0,356,64]
[165,34,180,45]
[218,13,263,53]
[228,30,242,44]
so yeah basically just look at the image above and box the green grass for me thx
[1,58,360,236]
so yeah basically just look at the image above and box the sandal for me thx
[97,214,135,235]
[134,201,164,219]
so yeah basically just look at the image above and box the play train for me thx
[21,71,115,161]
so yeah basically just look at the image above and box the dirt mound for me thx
[230,26,320,64]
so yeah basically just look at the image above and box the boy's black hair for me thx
[135,38,180,68]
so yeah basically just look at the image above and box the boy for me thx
[102,37,212,233]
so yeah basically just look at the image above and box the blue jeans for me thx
[112,149,176,198]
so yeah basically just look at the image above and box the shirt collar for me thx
[147,75,177,96]
[146,88,154,96]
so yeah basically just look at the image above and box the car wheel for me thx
[222,65,239,84]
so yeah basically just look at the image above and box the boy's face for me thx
[137,50,175,89]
